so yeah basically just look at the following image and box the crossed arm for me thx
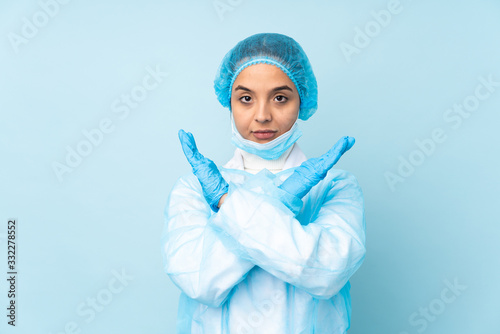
[161,130,365,307]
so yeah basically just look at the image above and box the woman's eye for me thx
[240,96,252,103]
[275,95,288,102]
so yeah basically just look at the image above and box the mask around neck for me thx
[230,113,302,160]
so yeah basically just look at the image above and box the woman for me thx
[161,33,366,333]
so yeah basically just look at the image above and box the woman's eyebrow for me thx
[234,85,252,92]
[234,85,293,93]
[271,85,293,93]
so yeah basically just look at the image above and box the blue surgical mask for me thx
[230,113,302,160]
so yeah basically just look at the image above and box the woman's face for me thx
[230,63,300,143]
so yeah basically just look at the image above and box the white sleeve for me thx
[209,169,366,299]
[161,174,254,307]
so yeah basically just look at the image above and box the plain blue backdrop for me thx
[1,1,499,333]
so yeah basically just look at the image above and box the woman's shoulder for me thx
[173,172,198,188]
[326,168,360,182]
[320,168,363,195]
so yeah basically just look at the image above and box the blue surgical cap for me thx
[214,33,318,121]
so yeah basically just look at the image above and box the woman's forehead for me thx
[232,63,297,92]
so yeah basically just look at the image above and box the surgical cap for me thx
[213,33,318,121]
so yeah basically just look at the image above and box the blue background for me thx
[1,1,499,333]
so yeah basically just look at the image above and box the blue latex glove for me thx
[178,129,229,212]
[279,136,355,199]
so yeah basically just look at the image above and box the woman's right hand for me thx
[279,136,355,199]
[178,129,229,212]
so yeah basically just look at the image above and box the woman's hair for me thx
[213,33,318,121]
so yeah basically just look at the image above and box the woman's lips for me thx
[252,130,277,140]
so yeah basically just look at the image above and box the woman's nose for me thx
[254,102,272,123]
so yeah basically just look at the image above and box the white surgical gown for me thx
[161,144,366,333]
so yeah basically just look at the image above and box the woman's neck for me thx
[240,144,294,174]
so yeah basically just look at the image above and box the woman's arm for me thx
[217,193,228,207]
[209,169,366,299]
[161,174,254,308]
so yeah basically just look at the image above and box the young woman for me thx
[161,32,366,333]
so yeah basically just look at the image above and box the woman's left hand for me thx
[279,136,355,199]
[178,129,229,212]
